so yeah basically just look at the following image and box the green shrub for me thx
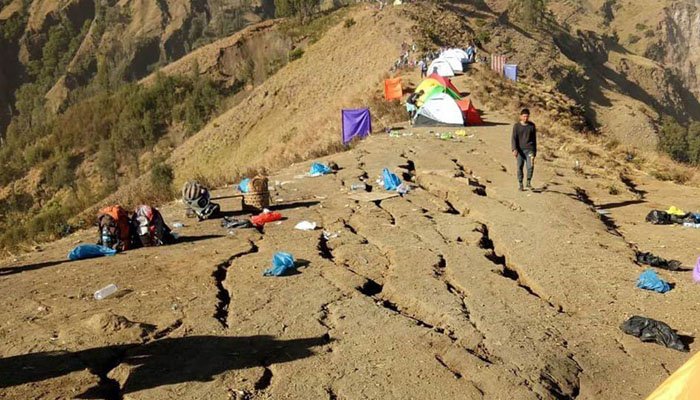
[150,162,174,195]
[635,23,647,31]
[644,29,655,38]
[344,18,356,28]
[289,48,305,61]
[628,35,640,44]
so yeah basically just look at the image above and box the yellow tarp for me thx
[647,351,700,400]
[667,206,686,216]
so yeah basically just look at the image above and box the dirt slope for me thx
[165,6,411,186]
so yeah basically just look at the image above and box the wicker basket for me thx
[243,176,270,212]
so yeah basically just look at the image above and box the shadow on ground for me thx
[0,335,329,397]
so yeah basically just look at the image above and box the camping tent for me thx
[428,73,462,96]
[427,59,454,77]
[457,99,483,125]
[342,109,372,144]
[384,78,403,100]
[443,48,468,62]
[646,350,700,399]
[441,55,463,73]
[414,78,442,96]
[414,93,464,126]
[417,84,460,107]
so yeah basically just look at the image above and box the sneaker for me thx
[518,184,525,192]
[525,182,533,190]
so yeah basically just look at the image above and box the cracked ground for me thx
[3,108,700,399]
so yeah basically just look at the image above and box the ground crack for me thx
[213,240,260,328]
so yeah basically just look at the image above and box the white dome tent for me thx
[414,93,465,126]
[427,59,455,77]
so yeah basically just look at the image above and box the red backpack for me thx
[97,205,132,251]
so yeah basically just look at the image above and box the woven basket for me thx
[243,176,270,212]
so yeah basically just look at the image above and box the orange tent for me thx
[384,78,403,100]
[646,351,700,400]
[457,99,483,125]
[429,73,461,97]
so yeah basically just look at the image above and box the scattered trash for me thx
[171,232,180,240]
[264,252,297,276]
[454,129,467,137]
[94,284,118,300]
[172,222,185,228]
[323,231,340,240]
[667,206,686,216]
[438,132,454,140]
[636,269,671,293]
[683,222,700,229]
[620,315,688,352]
[309,162,333,177]
[397,182,411,195]
[295,221,317,231]
[68,244,117,261]
[221,217,253,229]
[382,168,401,191]
[238,178,251,193]
[636,251,682,271]
[595,209,610,215]
[350,183,367,191]
[251,211,282,227]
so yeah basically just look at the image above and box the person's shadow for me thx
[0,334,329,398]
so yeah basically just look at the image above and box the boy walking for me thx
[511,108,537,191]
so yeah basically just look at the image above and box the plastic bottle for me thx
[350,183,366,191]
[94,284,118,300]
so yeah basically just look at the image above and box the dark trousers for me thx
[516,150,534,184]
[421,70,427,78]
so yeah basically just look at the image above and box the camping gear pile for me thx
[183,181,221,220]
[242,176,271,212]
[646,206,700,226]
[635,251,682,271]
[409,72,482,127]
[96,204,175,253]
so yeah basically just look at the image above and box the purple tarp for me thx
[342,108,372,144]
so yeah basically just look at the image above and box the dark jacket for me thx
[511,122,537,155]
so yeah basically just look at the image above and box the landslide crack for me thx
[213,241,260,329]
[572,187,621,237]
[476,224,564,313]
[435,354,463,379]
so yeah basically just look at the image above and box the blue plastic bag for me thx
[636,268,671,293]
[309,162,332,176]
[263,252,297,276]
[238,178,251,193]
[382,168,401,191]
[68,244,117,261]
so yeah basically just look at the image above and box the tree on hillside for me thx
[508,0,548,28]
[274,0,320,22]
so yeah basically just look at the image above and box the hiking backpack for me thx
[97,205,132,251]
[133,205,174,247]
[182,181,220,220]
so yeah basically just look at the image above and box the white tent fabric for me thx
[441,55,463,73]
[427,59,455,77]
[443,48,468,61]
[415,93,464,126]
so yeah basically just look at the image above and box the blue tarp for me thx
[504,64,518,81]
[238,178,250,193]
[636,268,671,293]
[309,162,332,176]
[264,252,297,276]
[68,244,117,261]
[342,108,372,144]
[382,168,401,191]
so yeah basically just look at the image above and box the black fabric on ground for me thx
[221,217,253,229]
[635,252,682,271]
[646,210,672,225]
[620,316,688,352]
